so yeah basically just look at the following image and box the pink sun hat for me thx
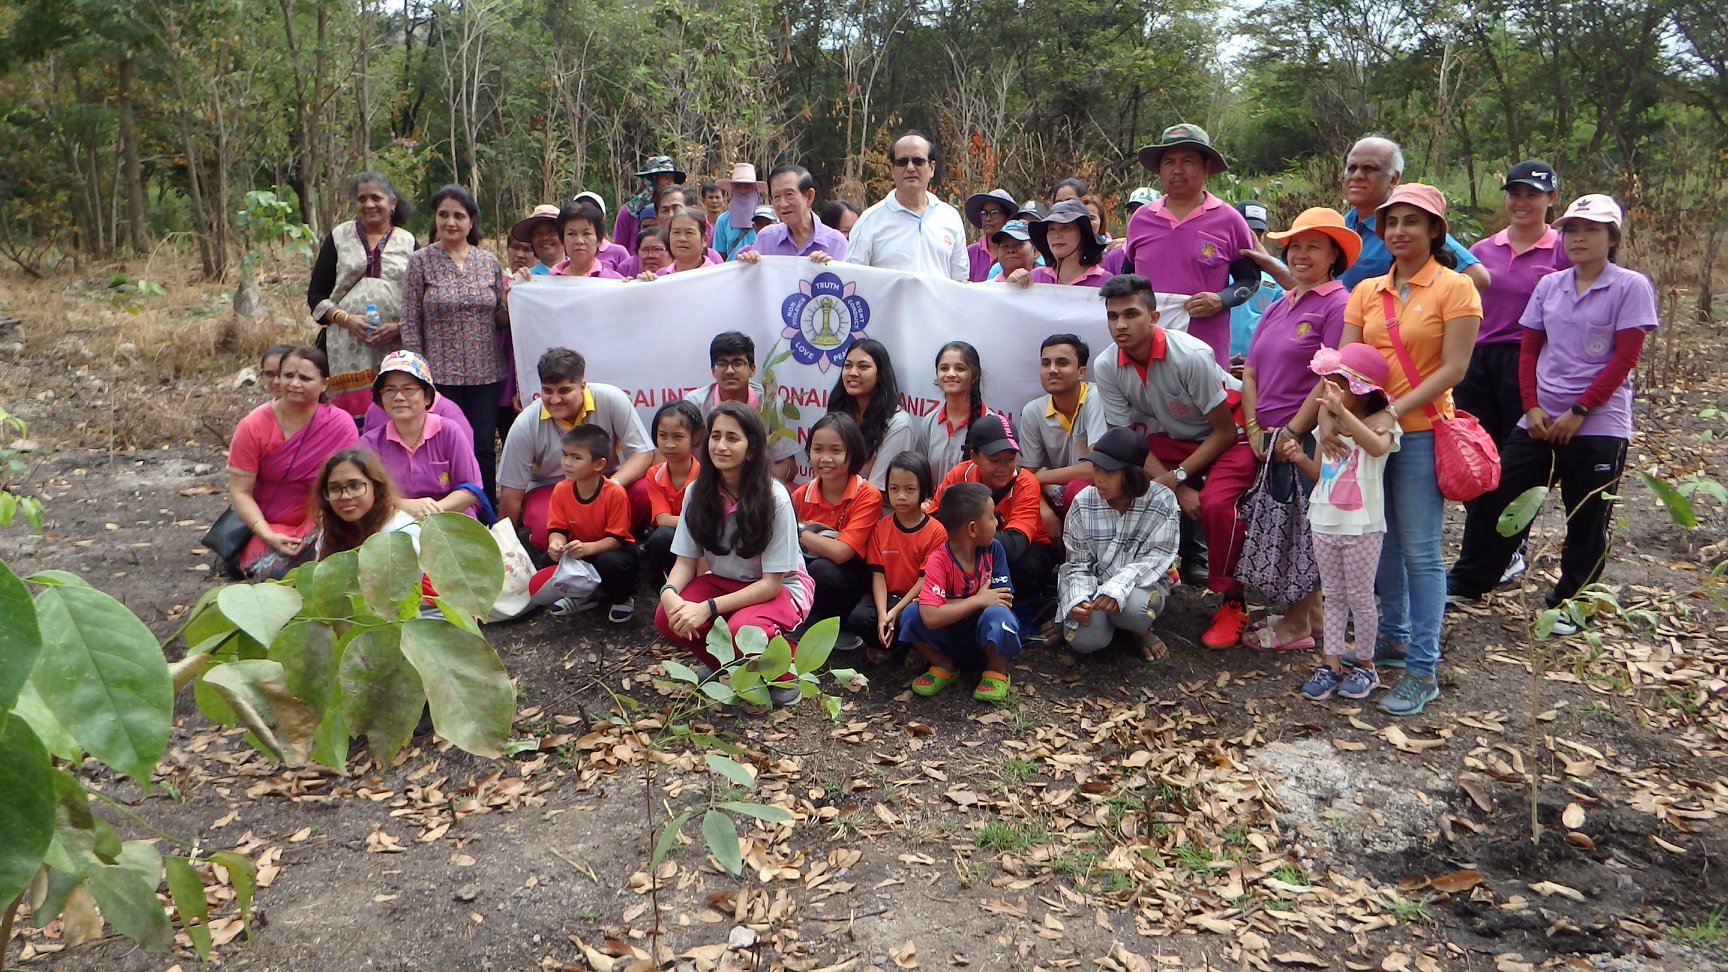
[1310,344,1389,396]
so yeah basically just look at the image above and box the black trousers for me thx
[998,531,1059,626]
[643,525,678,581]
[440,381,504,502]
[1453,342,1524,448]
[588,547,640,606]
[1449,429,1626,604]
[848,591,907,643]
[807,555,870,626]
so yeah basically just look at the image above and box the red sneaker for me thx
[1202,599,1249,650]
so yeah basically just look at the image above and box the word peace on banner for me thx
[506,257,1192,443]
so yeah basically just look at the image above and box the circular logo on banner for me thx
[781,272,872,371]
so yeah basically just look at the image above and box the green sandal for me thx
[973,670,1012,703]
[912,666,957,697]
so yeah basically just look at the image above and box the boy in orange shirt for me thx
[533,424,639,623]
[933,414,1057,625]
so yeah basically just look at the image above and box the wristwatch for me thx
[1172,467,1189,485]
[1569,404,1590,417]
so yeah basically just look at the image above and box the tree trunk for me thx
[118,57,149,255]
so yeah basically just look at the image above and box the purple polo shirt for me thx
[359,412,484,514]
[744,213,849,260]
[362,393,473,437]
[1470,228,1570,346]
[967,241,994,282]
[1029,264,1110,288]
[1101,246,1128,276]
[1244,281,1349,427]
[597,239,630,274]
[1520,262,1658,440]
[1123,192,1254,367]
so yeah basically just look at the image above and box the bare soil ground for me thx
[2,268,1725,972]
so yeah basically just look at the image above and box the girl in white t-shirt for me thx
[1279,345,1399,702]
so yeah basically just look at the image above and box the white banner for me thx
[506,257,1190,448]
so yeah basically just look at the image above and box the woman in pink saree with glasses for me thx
[225,345,360,578]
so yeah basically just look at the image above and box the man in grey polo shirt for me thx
[1017,332,1109,539]
[498,347,653,552]
[1091,274,1256,651]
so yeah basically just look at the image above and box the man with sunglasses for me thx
[845,133,970,281]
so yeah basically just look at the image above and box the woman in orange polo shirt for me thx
[1336,184,1482,717]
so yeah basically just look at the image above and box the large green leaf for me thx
[42,767,97,876]
[398,619,513,758]
[706,753,757,790]
[702,809,743,875]
[202,659,318,765]
[31,583,173,782]
[0,713,54,906]
[714,800,796,823]
[209,850,256,941]
[338,627,424,765]
[308,549,361,618]
[0,559,42,712]
[165,856,213,962]
[792,616,839,675]
[1495,485,1549,537]
[650,808,695,870]
[357,529,421,618]
[10,678,80,761]
[269,620,349,769]
[87,859,173,952]
[419,513,504,620]
[1639,470,1698,528]
[175,587,234,655]
[215,583,303,648]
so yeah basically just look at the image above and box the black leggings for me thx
[440,381,503,502]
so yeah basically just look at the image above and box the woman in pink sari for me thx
[226,345,360,578]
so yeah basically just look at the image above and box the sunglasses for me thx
[891,156,931,169]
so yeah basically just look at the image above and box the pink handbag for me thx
[1381,291,1501,502]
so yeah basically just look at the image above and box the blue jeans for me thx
[1374,431,1444,676]
[898,602,1022,670]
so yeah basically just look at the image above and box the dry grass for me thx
[0,248,316,448]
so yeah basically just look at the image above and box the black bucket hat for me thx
[1028,200,1105,268]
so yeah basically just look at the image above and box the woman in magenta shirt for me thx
[1239,207,1360,650]
[1448,195,1655,621]
[1449,162,1570,587]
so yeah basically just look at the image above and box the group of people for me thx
[220,124,1656,717]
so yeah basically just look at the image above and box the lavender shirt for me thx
[359,412,484,513]
[597,239,630,274]
[745,213,849,259]
[1244,281,1349,427]
[1519,262,1658,439]
[1101,246,1128,276]
[1028,264,1110,288]
[1469,228,1570,346]
[1123,193,1254,367]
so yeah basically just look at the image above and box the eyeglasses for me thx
[979,208,1009,219]
[891,156,930,169]
[324,480,372,500]
[713,358,753,372]
[379,384,423,399]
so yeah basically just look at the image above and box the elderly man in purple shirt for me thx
[736,165,848,264]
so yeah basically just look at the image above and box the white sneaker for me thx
[549,596,600,618]
[1500,551,1527,585]
[1547,617,1580,637]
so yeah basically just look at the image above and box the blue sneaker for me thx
[1372,635,1408,669]
[1337,665,1382,700]
[1378,672,1439,716]
[1300,665,1347,701]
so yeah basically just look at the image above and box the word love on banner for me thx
[506,257,1191,440]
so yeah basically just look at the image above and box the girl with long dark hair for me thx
[920,341,986,477]
[827,339,923,489]
[654,403,813,706]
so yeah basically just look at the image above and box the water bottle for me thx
[364,303,380,332]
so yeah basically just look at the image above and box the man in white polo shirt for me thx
[1091,274,1256,650]
[845,132,969,281]
[498,347,654,553]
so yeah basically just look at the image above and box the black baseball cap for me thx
[1503,160,1557,193]
[966,414,1020,456]
[1235,199,1270,232]
[1082,428,1148,472]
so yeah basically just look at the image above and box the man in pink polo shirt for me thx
[1122,124,1262,369]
